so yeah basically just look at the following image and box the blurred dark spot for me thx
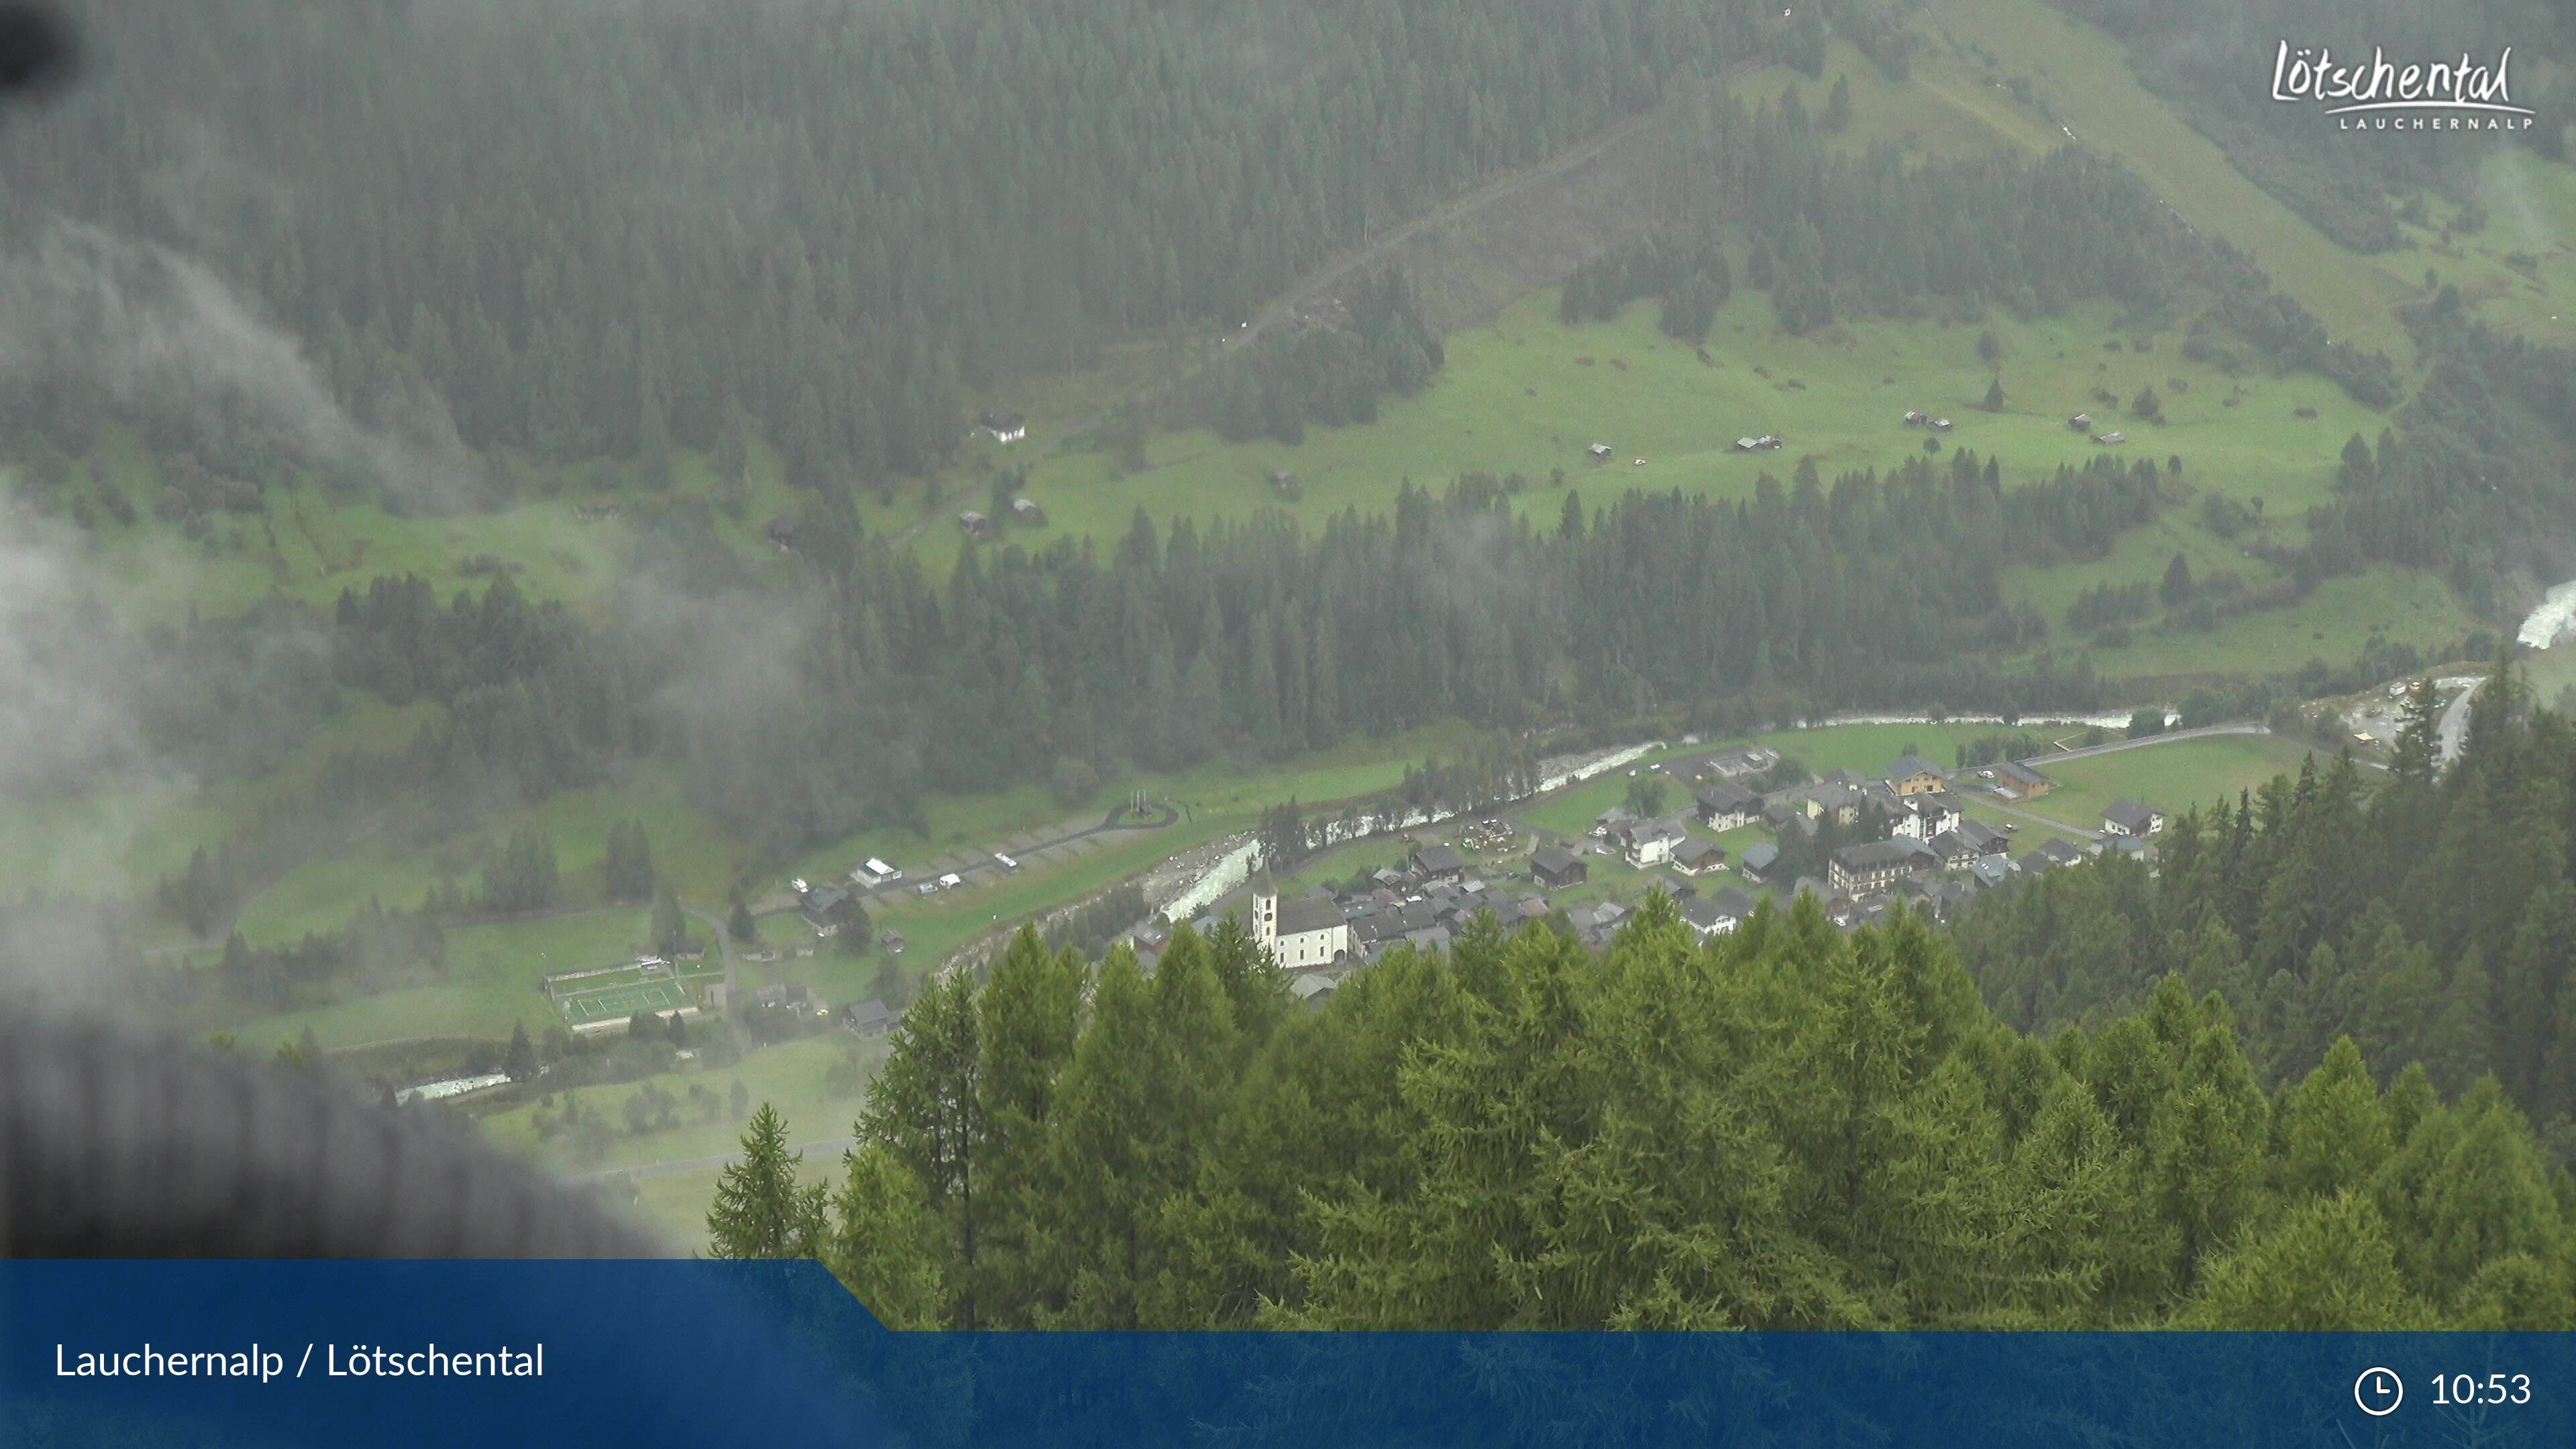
[0,5,75,97]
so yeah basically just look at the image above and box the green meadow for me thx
[2012,733,2326,835]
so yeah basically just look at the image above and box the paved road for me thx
[835,800,1179,907]
[2012,722,2272,767]
[2435,678,2481,770]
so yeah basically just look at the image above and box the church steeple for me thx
[1248,865,1278,948]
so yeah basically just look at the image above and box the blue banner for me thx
[2,1261,2569,1447]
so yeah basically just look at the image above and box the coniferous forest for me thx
[0,0,1784,490]
[717,835,2572,1333]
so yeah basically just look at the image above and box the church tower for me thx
[1248,865,1278,953]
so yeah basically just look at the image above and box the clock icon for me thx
[2356,1367,2404,1417]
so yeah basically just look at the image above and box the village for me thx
[1114,743,2171,1009]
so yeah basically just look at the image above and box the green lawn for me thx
[1913,0,2420,364]
[2008,734,2326,835]
[227,907,657,1053]
[2071,568,2483,684]
[479,1030,879,1182]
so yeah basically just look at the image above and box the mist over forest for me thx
[3,0,2576,1322]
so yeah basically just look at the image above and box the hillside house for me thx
[1994,761,2054,799]
[2092,431,2127,445]
[1587,443,1615,462]
[1886,754,1945,796]
[1829,839,1937,897]
[1670,837,1726,876]
[843,998,895,1039]
[978,410,1027,444]
[2102,798,2167,837]
[1682,888,1756,938]
[1890,792,1962,841]
[1902,411,1928,427]
[1410,844,1466,883]
[1010,497,1045,525]
[957,510,991,537]
[800,885,852,937]
[2033,838,2090,867]
[1931,417,1953,431]
[1529,845,1589,890]
[1739,842,1781,883]
[1695,780,1762,832]
[1621,820,1686,869]
[2069,413,2093,431]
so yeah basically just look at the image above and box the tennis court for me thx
[558,978,690,1026]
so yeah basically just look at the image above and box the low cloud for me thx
[0,217,475,508]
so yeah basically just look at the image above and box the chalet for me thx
[1966,856,2014,891]
[2068,413,2094,431]
[1670,837,1726,876]
[1758,433,1783,449]
[1902,411,1929,427]
[1682,888,1757,939]
[843,998,896,1039]
[2092,431,2127,445]
[1529,845,1589,890]
[1886,754,1945,796]
[1410,844,1466,883]
[2033,838,2089,867]
[1010,497,1045,525]
[800,885,851,937]
[1739,842,1781,883]
[1931,417,1953,432]
[1807,781,1867,826]
[1927,830,1981,869]
[1621,820,1686,869]
[1594,806,1640,837]
[1733,437,1762,451]
[1587,443,1616,462]
[1954,818,2010,859]
[978,409,1027,444]
[1695,780,1762,832]
[2106,833,2157,863]
[1891,792,1962,841]
[1290,973,1338,1008]
[957,510,991,537]
[879,928,907,955]
[1994,761,2054,799]
[2102,798,2167,837]
[1829,839,1937,897]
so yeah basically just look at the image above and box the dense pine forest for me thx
[0,0,1792,493]
[23,448,2155,837]
[1951,658,2576,1140]
[711,877,2573,1332]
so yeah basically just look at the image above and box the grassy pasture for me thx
[2009,733,2325,835]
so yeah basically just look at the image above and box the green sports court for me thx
[555,978,690,1026]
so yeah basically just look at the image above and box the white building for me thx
[1249,870,1350,972]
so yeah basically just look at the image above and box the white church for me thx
[1247,868,1350,971]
